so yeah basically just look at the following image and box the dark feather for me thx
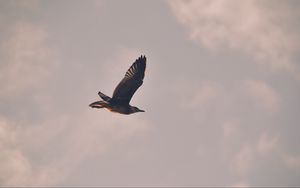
[112,55,146,104]
[98,91,111,102]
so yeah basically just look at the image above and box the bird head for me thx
[131,106,145,113]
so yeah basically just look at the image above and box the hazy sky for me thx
[1,0,300,186]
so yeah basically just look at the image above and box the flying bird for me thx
[89,55,146,114]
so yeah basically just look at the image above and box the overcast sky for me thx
[1,0,300,186]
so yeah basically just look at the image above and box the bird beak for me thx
[139,109,145,112]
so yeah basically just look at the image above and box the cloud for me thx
[60,110,150,161]
[0,26,150,185]
[243,80,280,112]
[232,144,253,175]
[283,154,300,169]
[193,83,219,106]
[0,117,61,186]
[0,108,150,186]
[256,132,279,156]
[167,0,300,73]
[0,22,57,98]
[178,81,220,109]
[0,14,63,185]
[222,120,239,139]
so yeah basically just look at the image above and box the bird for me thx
[89,55,146,115]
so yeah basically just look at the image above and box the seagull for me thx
[89,55,146,114]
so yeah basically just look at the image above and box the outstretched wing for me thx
[112,55,146,104]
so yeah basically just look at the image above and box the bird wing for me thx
[112,55,146,104]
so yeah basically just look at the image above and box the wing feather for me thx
[112,55,146,104]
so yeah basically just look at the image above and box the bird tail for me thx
[89,100,108,108]
[98,91,111,102]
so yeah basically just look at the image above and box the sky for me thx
[0,0,300,186]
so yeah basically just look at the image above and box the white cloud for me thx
[0,22,57,98]
[283,154,300,169]
[243,80,280,112]
[167,0,300,73]
[179,81,220,109]
[0,118,61,186]
[0,41,150,184]
[222,120,239,139]
[193,83,219,105]
[0,108,150,186]
[45,110,150,183]
[61,110,150,161]
[232,144,253,175]
[256,132,279,156]
[0,23,150,185]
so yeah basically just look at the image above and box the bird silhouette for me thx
[89,55,146,114]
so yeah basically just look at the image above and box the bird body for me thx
[89,55,146,115]
[89,100,144,114]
